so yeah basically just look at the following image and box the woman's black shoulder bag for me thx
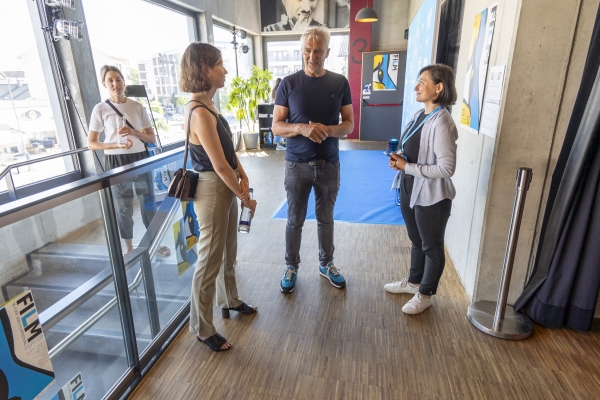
[167,104,203,201]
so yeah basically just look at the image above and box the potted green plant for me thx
[226,66,272,149]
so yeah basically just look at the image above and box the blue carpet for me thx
[272,150,405,225]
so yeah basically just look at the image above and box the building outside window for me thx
[0,1,74,192]
[82,0,195,145]
[266,35,349,91]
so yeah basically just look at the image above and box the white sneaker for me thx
[384,278,419,294]
[402,293,433,314]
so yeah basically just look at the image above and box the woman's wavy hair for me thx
[419,64,457,106]
[179,42,222,93]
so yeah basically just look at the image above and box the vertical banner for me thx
[460,3,498,134]
[402,0,440,130]
[347,0,372,139]
[0,291,55,400]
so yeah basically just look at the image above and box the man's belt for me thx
[308,159,327,166]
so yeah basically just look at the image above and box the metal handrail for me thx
[0,147,88,181]
[49,268,144,359]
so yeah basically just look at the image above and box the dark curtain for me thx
[514,4,600,331]
[436,0,465,71]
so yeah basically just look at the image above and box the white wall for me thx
[372,0,410,51]
[446,0,599,303]
[175,0,262,33]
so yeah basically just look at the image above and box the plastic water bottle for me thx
[238,188,254,233]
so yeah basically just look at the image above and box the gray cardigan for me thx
[391,108,458,208]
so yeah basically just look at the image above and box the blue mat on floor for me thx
[272,150,405,225]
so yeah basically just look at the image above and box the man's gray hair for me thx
[301,26,331,49]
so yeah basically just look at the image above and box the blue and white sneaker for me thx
[319,262,346,289]
[280,265,298,293]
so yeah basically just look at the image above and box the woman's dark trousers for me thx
[400,173,452,295]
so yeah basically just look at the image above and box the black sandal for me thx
[222,301,257,318]
[197,333,231,352]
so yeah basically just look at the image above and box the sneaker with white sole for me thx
[384,278,419,294]
[402,292,433,314]
[319,262,346,289]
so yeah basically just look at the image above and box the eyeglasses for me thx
[303,48,325,56]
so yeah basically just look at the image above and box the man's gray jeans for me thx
[284,160,340,268]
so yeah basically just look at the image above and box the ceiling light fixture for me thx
[355,0,379,23]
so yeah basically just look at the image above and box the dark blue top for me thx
[402,111,428,163]
[275,70,352,163]
[188,103,238,172]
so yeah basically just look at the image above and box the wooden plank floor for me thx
[130,141,600,400]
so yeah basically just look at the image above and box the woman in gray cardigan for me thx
[385,64,458,315]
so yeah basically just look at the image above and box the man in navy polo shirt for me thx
[272,26,354,294]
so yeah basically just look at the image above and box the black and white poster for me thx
[261,0,350,32]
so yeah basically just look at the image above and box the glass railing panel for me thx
[0,191,129,400]
[107,157,189,354]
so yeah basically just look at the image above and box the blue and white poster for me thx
[460,3,498,134]
[49,372,85,400]
[372,53,399,91]
[401,0,440,130]
[0,291,55,400]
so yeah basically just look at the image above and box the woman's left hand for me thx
[389,152,407,171]
[118,125,132,137]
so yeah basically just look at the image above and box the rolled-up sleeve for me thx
[404,120,457,179]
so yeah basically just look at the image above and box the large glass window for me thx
[266,40,302,83]
[265,34,348,89]
[82,0,195,146]
[324,35,349,77]
[0,1,71,191]
[213,25,252,132]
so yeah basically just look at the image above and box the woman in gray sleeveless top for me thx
[180,43,257,352]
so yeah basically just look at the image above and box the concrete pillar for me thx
[58,3,104,175]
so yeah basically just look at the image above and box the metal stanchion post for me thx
[467,167,534,340]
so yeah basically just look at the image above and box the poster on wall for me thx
[480,65,506,138]
[401,0,440,130]
[0,291,55,400]
[260,0,350,31]
[460,3,498,134]
[373,53,399,91]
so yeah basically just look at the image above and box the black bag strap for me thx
[105,99,136,130]
[105,99,151,152]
